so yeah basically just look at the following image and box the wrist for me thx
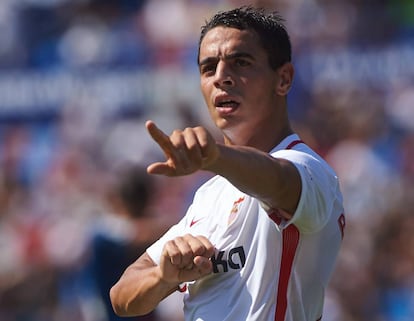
[202,143,224,172]
[154,265,180,292]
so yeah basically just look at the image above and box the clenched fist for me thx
[159,234,215,286]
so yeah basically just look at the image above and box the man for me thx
[90,166,158,321]
[110,6,345,321]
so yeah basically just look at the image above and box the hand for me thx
[146,120,220,176]
[159,234,214,286]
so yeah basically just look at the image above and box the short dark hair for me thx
[198,6,291,70]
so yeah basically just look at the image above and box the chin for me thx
[221,127,247,145]
[214,118,230,130]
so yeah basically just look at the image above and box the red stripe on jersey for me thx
[285,140,304,150]
[269,137,302,320]
[274,224,300,321]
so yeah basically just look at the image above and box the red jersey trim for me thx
[271,139,302,321]
[285,139,304,150]
[269,139,304,321]
[274,224,300,321]
[178,283,187,292]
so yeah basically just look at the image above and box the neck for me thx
[223,122,294,152]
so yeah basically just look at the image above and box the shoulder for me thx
[272,145,337,178]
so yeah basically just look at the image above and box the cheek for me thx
[200,80,216,110]
[247,80,276,104]
[200,80,211,101]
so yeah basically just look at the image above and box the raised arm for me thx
[208,144,301,216]
[145,120,301,217]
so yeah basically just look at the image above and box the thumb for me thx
[179,256,213,282]
[194,256,213,272]
[147,161,176,176]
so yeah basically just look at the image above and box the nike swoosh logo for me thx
[190,217,204,227]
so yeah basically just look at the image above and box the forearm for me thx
[205,144,300,214]
[110,264,177,316]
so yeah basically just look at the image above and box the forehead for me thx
[199,26,264,59]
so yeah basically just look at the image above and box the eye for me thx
[235,58,250,67]
[200,63,216,76]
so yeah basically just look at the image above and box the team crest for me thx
[228,197,245,226]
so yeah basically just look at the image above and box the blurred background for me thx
[0,0,413,320]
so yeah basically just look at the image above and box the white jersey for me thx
[147,134,345,321]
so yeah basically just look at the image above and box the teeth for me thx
[218,100,236,106]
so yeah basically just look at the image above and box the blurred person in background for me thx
[110,6,345,321]
[86,165,159,321]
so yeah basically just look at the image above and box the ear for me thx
[275,62,294,96]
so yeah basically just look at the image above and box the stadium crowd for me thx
[0,0,413,320]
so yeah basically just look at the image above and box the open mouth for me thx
[215,97,240,115]
[217,99,239,108]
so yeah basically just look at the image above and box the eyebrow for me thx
[198,51,255,67]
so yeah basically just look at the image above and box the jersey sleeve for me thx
[272,149,341,233]
[146,206,192,265]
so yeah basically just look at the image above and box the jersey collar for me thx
[269,134,301,153]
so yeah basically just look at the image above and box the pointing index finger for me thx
[146,120,174,155]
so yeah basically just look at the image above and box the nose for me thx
[214,61,234,88]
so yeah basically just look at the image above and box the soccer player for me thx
[110,6,345,321]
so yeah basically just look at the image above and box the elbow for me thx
[109,284,128,317]
[110,283,141,317]
[109,283,154,317]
